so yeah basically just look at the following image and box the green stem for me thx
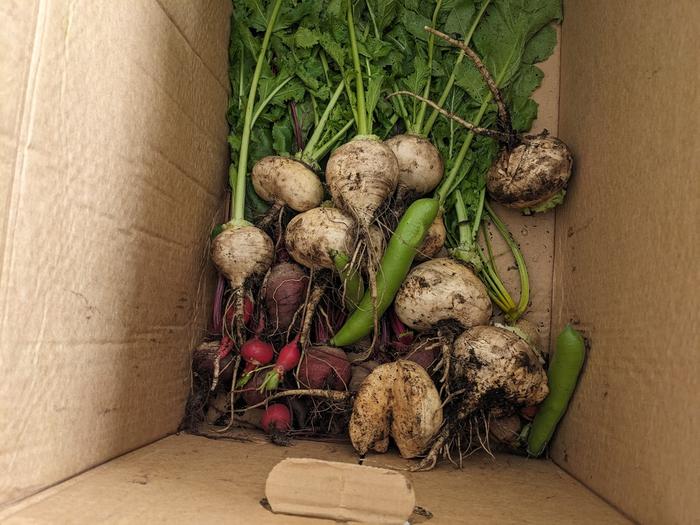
[347,0,367,135]
[365,0,380,39]
[302,80,346,160]
[436,101,488,205]
[476,241,516,311]
[485,202,530,320]
[454,192,471,248]
[332,251,365,311]
[232,0,283,221]
[415,0,443,133]
[310,94,320,127]
[250,76,293,128]
[238,59,245,111]
[422,0,491,136]
[471,187,486,242]
[309,120,354,162]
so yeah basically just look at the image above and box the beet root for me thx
[241,372,267,406]
[298,346,352,390]
[264,262,309,331]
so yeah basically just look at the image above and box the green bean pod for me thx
[330,198,439,347]
[527,325,586,457]
[332,251,365,312]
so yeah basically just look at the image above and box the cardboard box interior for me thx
[0,0,697,523]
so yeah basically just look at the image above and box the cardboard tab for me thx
[265,458,415,524]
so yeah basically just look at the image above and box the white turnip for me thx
[487,135,572,210]
[450,325,549,417]
[325,138,399,227]
[252,156,323,212]
[211,225,274,289]
[385,134,443,197]
[394,258,492,331]
[285,207,383,270]
[415,213,446,261]
[418,28,574,213]
[349,360,443,459]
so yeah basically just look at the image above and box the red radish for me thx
[218,335,235,360]
[397,338,440,371]
[263,262,309,331]
[241,339,274,372]
[261,404,292,433]
[237,315,275,387]
[298,346,352,390]
[261,335,301,391]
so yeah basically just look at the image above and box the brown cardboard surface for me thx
[0,0,230,506]
[0,434,627,524]
[554,1,700,523]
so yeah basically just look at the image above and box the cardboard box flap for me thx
[265,458,415,524]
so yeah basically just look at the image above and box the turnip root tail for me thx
[325,137,399,227]
[211,225,274,289]
[424,26,513,136]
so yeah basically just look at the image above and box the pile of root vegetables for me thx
[187,0,585,469]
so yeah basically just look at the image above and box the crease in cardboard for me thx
[1,0,45,306]
[153,0,228,94]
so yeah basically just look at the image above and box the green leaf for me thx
[522,24,558,64]
[443,0,476,37]
[294,26,320,48]
[399,6,433,41]
[523,189,566,214]
[402,55,430,95]
[367,0,400,34]
[366,71,386,128]
[272,120,293,156]
[454,60,490,104]
[319,33,346,69]
[473,0,562,87]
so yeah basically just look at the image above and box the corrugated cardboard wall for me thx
[553,1,699,523]
[0,0,230,505]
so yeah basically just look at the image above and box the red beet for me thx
[241,372,267,406]
[403,342,438,370]
[261,404,292,433]
[349,360,379,392]
[298,346,352,390]
[264,262,309,331]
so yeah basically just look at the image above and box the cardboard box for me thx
[0,1,697,523]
